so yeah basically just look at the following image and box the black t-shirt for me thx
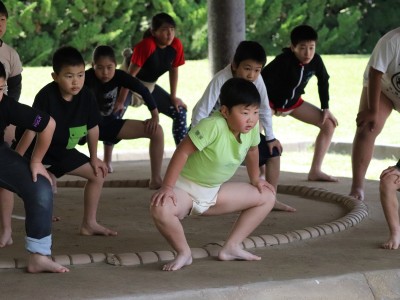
[84,68,157,116]
[29,81,100,158]
[0,94,49,144]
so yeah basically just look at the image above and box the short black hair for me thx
[220,78,261,110]
[151,12,176,31]
[233,41,267,67]
[290,25,318,46]
[0,1,8,18]
[92,45,116,64]
[0,62,6,79]
[52,46,85,74]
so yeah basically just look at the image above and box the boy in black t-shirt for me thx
[13,46,117,237]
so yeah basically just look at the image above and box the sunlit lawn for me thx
[20,55,399,180]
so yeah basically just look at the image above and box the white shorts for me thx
[175,176,220,216]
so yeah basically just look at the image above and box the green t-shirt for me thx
[181,111,260,187]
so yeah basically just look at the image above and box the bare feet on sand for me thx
[162,252,193,271]
[0,228,13,247]
[308,171,338,182]
[149,177,163,190]
[382,233,400,250]
[218,245,261,261]
[273,200,296,212]
[27,254,69,273]
[80,222,117,236]
[349,188,364,201]
[105,162,114,173]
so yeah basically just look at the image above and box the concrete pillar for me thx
[207,0,245,75]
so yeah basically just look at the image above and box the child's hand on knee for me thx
[151,185,177,206]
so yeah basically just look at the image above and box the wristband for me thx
[266,138,276,143]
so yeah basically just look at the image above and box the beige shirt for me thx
[0,40,22,79]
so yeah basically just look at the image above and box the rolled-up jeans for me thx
[0,144,53,255]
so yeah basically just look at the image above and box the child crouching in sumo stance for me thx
[150,78,276,271]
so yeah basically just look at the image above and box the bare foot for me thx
[0,228,13,248]
[27,254,69,273]
[80,222,117,236]
[308,171,338,182]
[162,252,192,271]
[349,188,364,201]
[382,233,400,250]
[106,163,114,174]
[218,245,261,261]
[273,200,296,212]
[149,177,162,190]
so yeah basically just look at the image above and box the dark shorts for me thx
[98,116,126,145]
[258,133,281,167]
[44,148,90,178]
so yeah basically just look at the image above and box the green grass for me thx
[19,55,399,180]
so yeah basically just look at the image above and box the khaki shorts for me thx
[175,176,220,216]
[132,80,156,107]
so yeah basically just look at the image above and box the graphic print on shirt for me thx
[391,72,400,94]
[99,87,118,116]
[67,125,87,149]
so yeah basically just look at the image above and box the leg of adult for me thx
[380,173,400,249]
[152,85,187,145]
[203,181,275,261]
[117,119,164,189]
[65,160,117,236]
[0,145,68,273]
[0,188,14,247]
[350,88,393,200]
[290,102,337,182]
[150,187,194,271]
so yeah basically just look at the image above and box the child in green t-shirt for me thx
[151,78,276,271]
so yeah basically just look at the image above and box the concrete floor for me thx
[0,158,399,299]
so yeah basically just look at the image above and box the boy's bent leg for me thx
[204,182,275,261]
[291,102,337,182]
[117,119,164,189]
[150,188,193,271]
[0,188,14,247]
[68,161,117,236]
[380,173,400,249]
[351,89,393,200]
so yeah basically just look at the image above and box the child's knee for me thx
[380,175,398,194]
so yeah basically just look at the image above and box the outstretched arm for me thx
[356,67,383,131]
[169,67,187,112]
[114,64,142,114]
[151,136,197,206]
[29,117,56,183]
[245,146,276,195]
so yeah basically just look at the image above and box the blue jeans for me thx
[0,144,53,255]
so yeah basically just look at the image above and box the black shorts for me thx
[98,116,126,145]
[258,133,281,167]
[44,149,90,178]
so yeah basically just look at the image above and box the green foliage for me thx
[1,0,397,66]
